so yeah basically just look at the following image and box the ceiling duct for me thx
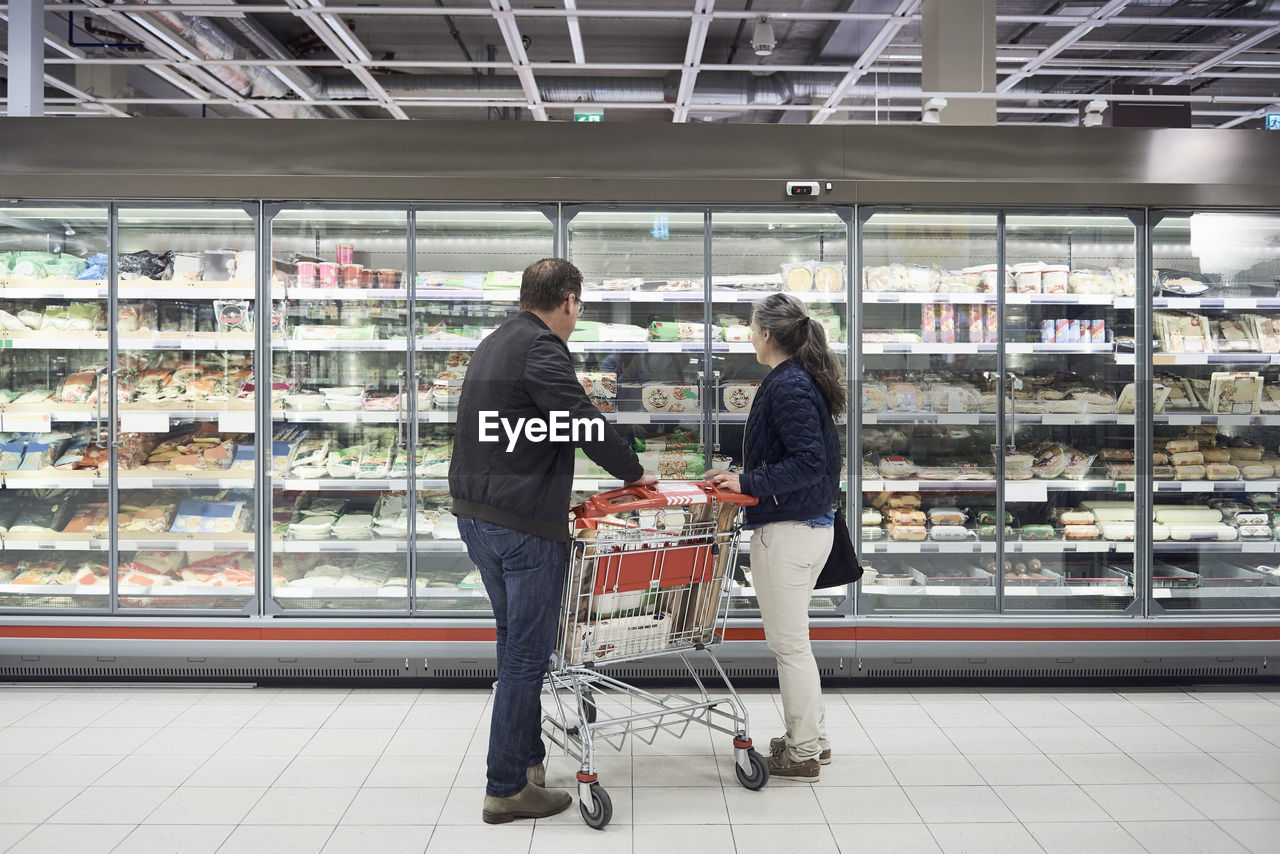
[135,0,353,118]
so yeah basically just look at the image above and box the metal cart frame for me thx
[542,481,769,829]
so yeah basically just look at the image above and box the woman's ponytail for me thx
[751,293,848,418]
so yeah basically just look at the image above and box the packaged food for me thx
[921,303,937,343]
[1063,525,1101,540]
[1208,371,1263,415]
[781,263,814,292]
[1166,523,1237,541]
[975,511,1014,526]
[928,525,971,541]
[1042,265,1068,293]
[888,509,926,526]
[1172,451,1205,467]
[1242,464,1274,480]
[879,456,918,479]
[1032,445,1068,480]
[938,304,955,343]
[1058,510,1095,526]
[1166,439,1199,454]
[1207,463,1242,481]
[885,382,925,412]
[722,382,761,413]
[861,510,883,526]
[1020,525,1055,541]
[862,382,887,412]
[888,525,927,541]
[968,305,984,343]
[927,507,966,526]
[813,264,843,293]
[641,383,699,413]
[1175,465,1207,481]
[1011,262,1043,294]
[977,524,1014,540]
[1202,448,1231,464]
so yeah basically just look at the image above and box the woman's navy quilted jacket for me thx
[737,358,842,526]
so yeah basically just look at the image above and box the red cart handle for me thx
[573,480,758,520]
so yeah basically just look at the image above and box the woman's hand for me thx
[708,471,742,494]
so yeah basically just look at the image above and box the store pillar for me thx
[921,0,997,125]
[6,0,44,116]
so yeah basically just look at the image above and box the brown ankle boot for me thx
[481,784,572,824]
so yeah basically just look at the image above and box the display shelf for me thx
[1,473,109,489]
[863,412,997,425]
[1153,353,1280,366]
[1154,587,1280,600]
[1153,297,1280,310]
[863,583,1134,598]
[415,288,520,303]
[119,335,255,351]
[1005,343,1115,355]
[288,287,408,301]
[1007,540,1135,553]
[863,541,996,554]
[862,293,995,305]
[1153,480,1280,493]
[281,339,410,352]
[274,539,410,554]
[0,335,105,349]
[278,478,410,492]
[0,283,107,299]
[1153,413,1280,427]
[1153,541,1280,552]
[117,282,256,300]
[276,410,401,424]
[862,342,997,355]
[2,535,107,551]
[859,478,1123,493]
[1013,414,1134,426]
[116,474,254,489]
[273,585,482,600]
[415,340,481,352]
[0,584,109,596]
[116,584,254,597]
[1005,293,1120,306]
[115,536,254,551]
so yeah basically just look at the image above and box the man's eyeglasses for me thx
[570,294,585,317]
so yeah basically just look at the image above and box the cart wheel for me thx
[735,748,769,790]
[580,782,612,830]
[581,688,597,725]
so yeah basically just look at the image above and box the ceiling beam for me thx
[0,11,131,117]
[997,0,1133,92]
[287,0,408,119]
[1161,23,1280,84]
[811,0,920,125]
[564,0,585,65]
[671,0,715,123]
[490,0,546,120]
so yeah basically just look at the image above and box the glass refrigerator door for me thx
[413,209,554,611]
[268,208,410,612]
[566,209,709,518]
[0,205,110,610]
[1149,212,1280,611]
[114,207,257,611]
[858,212,999,611]
[709,211,850,614]
[1001,213,1139,611]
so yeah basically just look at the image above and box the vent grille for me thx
[428,668,498,679]
[865,666,1261,679]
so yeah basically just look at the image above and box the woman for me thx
[705,292,845,781]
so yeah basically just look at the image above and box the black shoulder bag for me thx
[815,509,863,588]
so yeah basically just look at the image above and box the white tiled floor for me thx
[1,684,1279,853]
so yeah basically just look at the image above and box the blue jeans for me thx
[458,516,567,798]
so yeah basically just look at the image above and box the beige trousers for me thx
[750,520,833,762]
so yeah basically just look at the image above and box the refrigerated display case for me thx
[0,120,1277,681]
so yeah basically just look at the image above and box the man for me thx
[450,257,655,824]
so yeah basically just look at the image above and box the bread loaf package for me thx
[1207,463,1242,481]
[1172,451,1205,467]
[1166,438,1199,454]
[1175,464,1207,480]
[1242,463,1274,480]
[1202,448,1231,464]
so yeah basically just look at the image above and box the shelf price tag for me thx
[1006,482,1048,503]
[1,413,51,432]
[121,412,170,434]
[218,411,256,433]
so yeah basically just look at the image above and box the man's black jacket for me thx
[449,311,643,542]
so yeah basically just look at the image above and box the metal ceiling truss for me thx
[1,1,1278,127]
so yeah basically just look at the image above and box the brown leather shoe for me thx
[766,751,820,781]
[527,763,546,787]
[481,784,572,824]
[770,736,832,765]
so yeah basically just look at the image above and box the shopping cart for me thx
[542,481,768,829]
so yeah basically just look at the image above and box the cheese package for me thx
[1154,507,1222,523]
[1063,525,1101,540]
[928,525,972,541]
[1207,463,1242,481]
[1100,522,1135,541]
[927,507,967,526]
[1175,464,1207,480]
[1166,438,1199,454]
[1202,448,1231,464]
[1171,451,1205,467]
[1242,464,1274,480]
[1166,523,1237,541]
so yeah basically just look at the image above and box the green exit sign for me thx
[574,109,604,123]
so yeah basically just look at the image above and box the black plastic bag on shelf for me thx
[117,250,175,281]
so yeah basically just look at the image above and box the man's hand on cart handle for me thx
[626,472,659,486]
[704,469,743,494]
